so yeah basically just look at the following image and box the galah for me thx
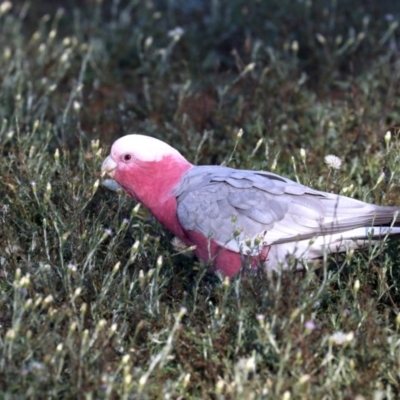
[101,134,400,277]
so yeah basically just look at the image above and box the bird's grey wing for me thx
[175,166,400,255]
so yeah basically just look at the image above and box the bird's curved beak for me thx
[101,156,118,178]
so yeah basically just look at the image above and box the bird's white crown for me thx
[111,134,185,162]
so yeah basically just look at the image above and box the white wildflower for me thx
[103,228,113,237]
[374,171,385,187]
[73,101,81,111]
[3,47,11,59]
[167,27,184,41]
[385,130,391,146]
[329,331,354,345]
[0,1,12,15]
[236,354,256,375]
[43,295,53,305]
[171,237,187,253]
[67,263,77,272]
[324,154,342,170]
[299,374,311,384]
[316,33,326,44]
[62,37,71,46]
[353,279,360,294]
[144,36,153,48]
[48,30,57,40]
[282,391,291,400]
[300,148,306,163]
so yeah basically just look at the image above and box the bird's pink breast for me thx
[115,156,253,277]
[115,155,193,237]
[183,230,244,277]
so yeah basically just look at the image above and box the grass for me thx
[1,0,400,398]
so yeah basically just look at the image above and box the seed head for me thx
[324,154,342,170]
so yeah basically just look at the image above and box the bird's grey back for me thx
[174,165,400,248]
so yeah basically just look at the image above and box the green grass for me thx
[2,0,400,398]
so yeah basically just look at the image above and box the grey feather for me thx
[174,165,400,267]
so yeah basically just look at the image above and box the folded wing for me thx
[175,166,400,258]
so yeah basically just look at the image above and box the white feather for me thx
[266,226,400,270]
[111,134,184,162]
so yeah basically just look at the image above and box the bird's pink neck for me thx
[116,156,193,238]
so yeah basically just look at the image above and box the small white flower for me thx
[282,391,291,400]
[299,374,311,384]
[145,36,153,48]
[4,47,11,59]
[43,295,53,305]
[375,171,385,186]
[103,228,113,237]
[236,355,256,374]
[330,331,347,345]
[49,29,57,40]
[316,33,327,44]
[171,237,187,253]
[329,331,354,345]
[324,154,342,170]
[300,148,306,163]
[73,101,81,111]
[67,263,77,272]
[167,27,184,41]
[385,130,391,146]
[353,279,360,294]
[0,1,12,15]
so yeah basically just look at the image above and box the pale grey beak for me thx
[101,155,117,178]
[102,179,122,192]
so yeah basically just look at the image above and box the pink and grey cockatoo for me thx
[101,134,400,277]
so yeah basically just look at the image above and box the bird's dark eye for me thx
[123,154,132,162]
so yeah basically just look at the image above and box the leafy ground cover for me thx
[2,0,400,398]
